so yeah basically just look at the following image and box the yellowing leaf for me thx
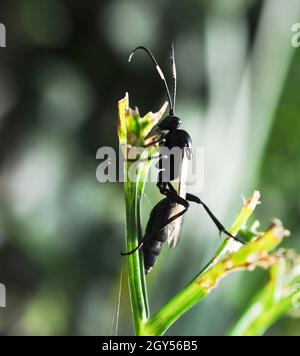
[118,93,168,148]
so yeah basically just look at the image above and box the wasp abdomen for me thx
[143,233,166,274]
[142,198,176,274]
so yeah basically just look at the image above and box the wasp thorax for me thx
[158,115,181,131]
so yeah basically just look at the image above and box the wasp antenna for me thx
[128,46,173,112]
[171,43,177,114]
[128,51,135,63]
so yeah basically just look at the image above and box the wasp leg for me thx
[185,193,201,204]
[143,136,166,148]
[148,184,191,236]
[156,183,190,227]
[158,182,190,208]
[126,134,165,162]
[157,181,167,195]
[167,182,177,194]
[147,201,189,241]
[126,155,160,163]
[165,190,189,209]
[164,184,238,242]
[155,205,188,235]
[121,239,145,256]
[186,193,245,245]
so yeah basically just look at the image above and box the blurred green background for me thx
[0,0,300,336]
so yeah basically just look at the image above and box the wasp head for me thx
[158,115,181,131]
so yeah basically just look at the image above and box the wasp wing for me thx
[167,147,191,248]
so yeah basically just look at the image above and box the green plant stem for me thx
[124,160,150,335]
[229,260,300,336]
[118,94,169,335]
[230,294,297,336]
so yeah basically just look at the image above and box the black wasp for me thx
[122,45,243,274]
